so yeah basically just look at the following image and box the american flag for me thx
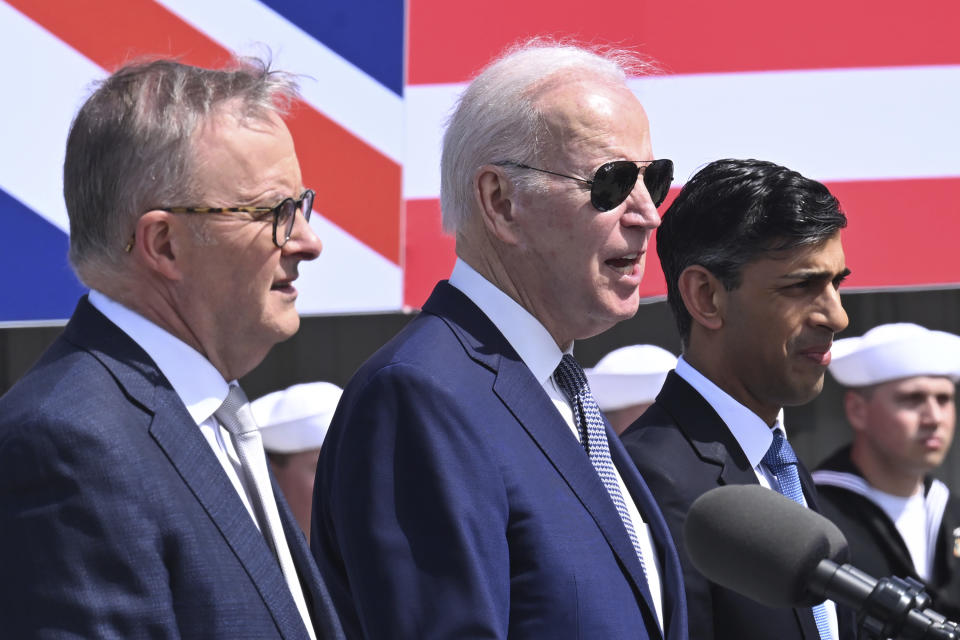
[2,0,958,324]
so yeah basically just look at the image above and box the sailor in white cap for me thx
[252,381,343,538]
[813,323,960,618]
[586,345,677,435]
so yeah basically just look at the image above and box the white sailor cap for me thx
[586,344,677,411]
[828,323,960,387]
[251,381,343,453]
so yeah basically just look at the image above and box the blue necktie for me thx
[554,354,647,576]
[763,430,834,640]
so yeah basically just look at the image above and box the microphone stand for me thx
[812,561,960,639]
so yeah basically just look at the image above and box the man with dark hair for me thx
[313,41,688,639]
[815,323,960,619]
[622,158,855,639]
[0,58,343,638]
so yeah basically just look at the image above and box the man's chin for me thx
[610,297,641,326]
[779,375,826,408]
[267,311,301,343]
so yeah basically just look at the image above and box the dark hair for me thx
[63,56,300,285]
[657,158,847,345]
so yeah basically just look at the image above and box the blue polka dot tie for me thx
[554,354,647,576]
[763,429,834,640]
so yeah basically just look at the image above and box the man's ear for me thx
[474,165,521,245]
[131,210,184,281]
[845,390,869,433]
[677,265,725,331]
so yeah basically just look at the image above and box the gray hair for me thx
[439,39,654,234]
[63,56,300,285]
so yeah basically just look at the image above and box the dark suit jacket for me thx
[622,371,856,640]
[0,297,344,639]
[311,281,688,639]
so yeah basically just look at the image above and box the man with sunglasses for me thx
[622,158,857,639]
[312,41,687,639]
[0,58,343,638]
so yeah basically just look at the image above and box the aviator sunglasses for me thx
[496,159,674,211]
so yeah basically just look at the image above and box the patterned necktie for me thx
[763,430,834,640]
[554,354,648,576]
[216,385,317,640]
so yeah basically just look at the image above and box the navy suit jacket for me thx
[0,297,344,639]
[312,281,688,639]
[621,371,856,640]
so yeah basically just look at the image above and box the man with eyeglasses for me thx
[312,41,688,639]
[0,58,342,639]
[621,158,857,639]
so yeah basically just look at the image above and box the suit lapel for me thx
[655,373,759,487]
[423,283,661,634]
[798,465,823,512]
[150,398,313,639]
[66,299,311,640]
[656,373,823,638]
[609,432,686,640]
[492,358,656,602]
[273,474,345,640]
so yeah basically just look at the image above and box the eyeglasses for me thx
[496,159,674,211]
[126,189,315,251]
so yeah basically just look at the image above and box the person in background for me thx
[311,40,688,640]
[253,381,343,538]
[622,158,856,639]
[0,57,342,639]
[587,344,678,434]
[814,322,960,619]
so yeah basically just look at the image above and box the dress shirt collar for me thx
[674,355,777,469]
[448,258,567,384]
[88,290,231,425]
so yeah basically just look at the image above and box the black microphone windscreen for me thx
[683,484,849,607]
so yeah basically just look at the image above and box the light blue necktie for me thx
[554,354,647,576]
[763,429,835,640]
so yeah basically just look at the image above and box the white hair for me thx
[439,38,654,234]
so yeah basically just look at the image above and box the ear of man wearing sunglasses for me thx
[312,41,688,640]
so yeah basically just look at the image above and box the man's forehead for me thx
[881,376,957,393]
[185,125,300,213]
[545,82,640,116]
[535,78,650,160]
[750,234,846,276]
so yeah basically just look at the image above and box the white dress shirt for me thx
[88,290,260,527]
[675,355,839,638]
[448,258,665,629]
[675,357,776,488]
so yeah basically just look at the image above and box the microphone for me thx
[683,485,960,640]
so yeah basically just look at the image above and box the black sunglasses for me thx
[496,159,674,211]
[156,189,315,248]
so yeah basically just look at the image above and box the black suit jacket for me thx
[622,371,856,639]
[0,297,344,639]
